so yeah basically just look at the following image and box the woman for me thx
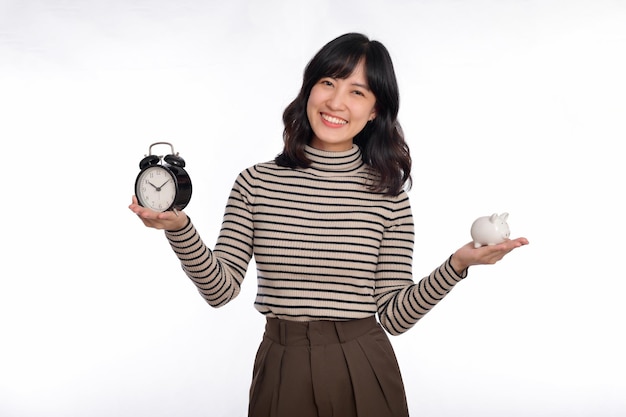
[129,33,528,417]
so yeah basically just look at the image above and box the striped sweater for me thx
[165,145,466,335]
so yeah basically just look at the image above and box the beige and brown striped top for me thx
[165,145,466,335]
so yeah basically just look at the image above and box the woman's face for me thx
[307,61,377,151]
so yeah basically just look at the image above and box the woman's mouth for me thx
[321,113,348,126]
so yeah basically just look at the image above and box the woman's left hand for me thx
[450,237,529,273]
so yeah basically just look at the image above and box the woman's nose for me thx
[327,90,346,110]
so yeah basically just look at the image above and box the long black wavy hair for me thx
[275,32,412,196]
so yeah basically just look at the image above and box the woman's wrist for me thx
[449,253,468,275]
[165,213,190,232]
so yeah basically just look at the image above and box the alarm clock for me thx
[134,142,192,212]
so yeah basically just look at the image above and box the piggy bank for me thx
[470,213,510,248]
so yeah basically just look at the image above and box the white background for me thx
[1,0,625,416]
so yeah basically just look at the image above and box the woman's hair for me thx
[275,32,412,196]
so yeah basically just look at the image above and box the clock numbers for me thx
[137,166,176,212]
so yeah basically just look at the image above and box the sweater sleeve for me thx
[164,171,255,307]
[374,193,468,335]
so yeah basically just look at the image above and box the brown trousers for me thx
[248,316,409,417]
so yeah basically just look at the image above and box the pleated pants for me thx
[248,316,409,417]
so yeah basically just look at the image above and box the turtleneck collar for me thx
[304,144,365,175]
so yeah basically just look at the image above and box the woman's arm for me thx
[128,172,256,307]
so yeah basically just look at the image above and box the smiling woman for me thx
[278,33,409,195]
[307,63,377,152]
[129,32,528,417]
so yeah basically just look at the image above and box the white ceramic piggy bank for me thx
[470,213,510,248]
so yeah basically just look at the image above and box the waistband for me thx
[264,316,378,347]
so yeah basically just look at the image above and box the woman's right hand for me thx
[129,195,189,231]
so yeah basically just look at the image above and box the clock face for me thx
[135,166,177,212]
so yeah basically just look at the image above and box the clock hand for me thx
[158,179,171,189]
[148,181,159,189]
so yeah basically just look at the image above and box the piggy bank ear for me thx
[500,213,509,221]
[489,213,498,222]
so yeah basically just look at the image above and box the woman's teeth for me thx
[322,114,347,125]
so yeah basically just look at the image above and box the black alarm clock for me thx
[134,142,192,212]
